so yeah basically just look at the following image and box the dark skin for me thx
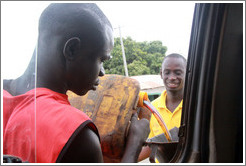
[3,3,150,163]
[161,57,186,113]
[138,56,186,162]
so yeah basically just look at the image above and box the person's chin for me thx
[166,88,176,92]
[166,86,179,91]
[83,86,96,94]
[72,85,97,96]
[73,89,88,96]
[167,86,183,93]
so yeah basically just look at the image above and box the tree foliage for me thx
[104,37,167,76]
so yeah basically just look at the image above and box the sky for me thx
[1,1,195,79]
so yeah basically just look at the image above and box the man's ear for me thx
[63,37,81,61]
[160,68,163,79]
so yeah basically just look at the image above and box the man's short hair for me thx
[38,3,112,38]
[162,53,187,67]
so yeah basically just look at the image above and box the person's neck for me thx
[36,77,68,95]
[166,90,183,102]
[35,48,68,95]
[165,90,183,113]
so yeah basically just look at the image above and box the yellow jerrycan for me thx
[67,74,140,162]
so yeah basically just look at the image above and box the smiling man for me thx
[138,53,187,162]
[151,53,186,134]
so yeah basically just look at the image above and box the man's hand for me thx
[128,113,150,142]
[121,113,150,162]
[137,107,152,121]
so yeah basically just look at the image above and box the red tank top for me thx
[3,88,97,163]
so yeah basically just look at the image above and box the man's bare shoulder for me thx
[57,125,103,163]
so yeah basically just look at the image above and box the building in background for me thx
[131,75,165,101]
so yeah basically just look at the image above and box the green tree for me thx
[103,37,167,76]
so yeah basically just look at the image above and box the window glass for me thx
[2,1,194,163]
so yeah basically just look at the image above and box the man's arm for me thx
[138,146,151,162]
[121,113,150,162]
[58,113,150,163]
[57,126,103,163]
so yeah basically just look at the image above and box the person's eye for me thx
[100,57,106,63]
[101,55,111,63]
[175,71,182,75]
[164,71,169,75]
